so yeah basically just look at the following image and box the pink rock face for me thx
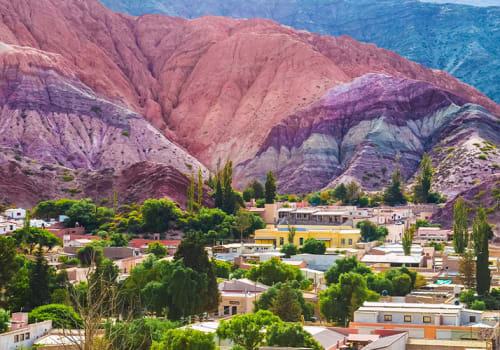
[0,0,497,171]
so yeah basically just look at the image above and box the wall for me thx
[0,321,52,350]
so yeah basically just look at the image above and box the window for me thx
[224,306,230,315]
[25,333,30,340]
[232,306,237,315]
[280,237,284,245]
[341,238,346,245]
[14,335,19,343]
[423,316,431,323]
[404,315,411,323]
[20,334,24,341]
[470,316,476,323]
[384,315,392,321]
[348,239,352,245]
[299,238,304,245]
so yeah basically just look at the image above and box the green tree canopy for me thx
[472,207,492,295]
[141,198,182,235]
[0,309,9,333]
[266,322,324,350]
[28,304,83,328]
[280,244,298,258]
[146,242,168,258]
[0,237,20,293]
[325,257,372,285]
[269,283,303,322]
[152,328,216,350]
[383,168,406,206]
[247,257,303,286]
[413,153,434,203]
[453,196,469,254]
[300,238,326,254]
[216,310,280,350]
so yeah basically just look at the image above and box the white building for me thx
[0,313,51,350]
[5,209,26,220]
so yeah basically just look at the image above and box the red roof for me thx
[129,239,181,248]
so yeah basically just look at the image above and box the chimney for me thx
[10,313,29,331]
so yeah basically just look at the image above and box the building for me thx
[361,254,424,268]
[217,279,269,317]
[129,239,181,255]
[212,243,274,255]
[0,220,18,235]
[276,206,370,226]
[350,302,499,344]
[5,208,26,220]
[0,313,52,350]
[415,227,453,243]
[287,254,343,272]
[254,225,361,249]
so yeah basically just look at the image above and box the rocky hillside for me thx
[0,0,498,208]
[100,0,500,104]
[236,74,500,195]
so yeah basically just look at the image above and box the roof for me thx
[312,211,348,216]
[303,327,346,349]
[129,239,181,248]
[361,254,423,264]
[362,333,407,350]
[347,334,380,342]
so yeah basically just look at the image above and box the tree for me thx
[358,220,378,242]
[453,196,469,254]
[247,257,303,286]
[242,188,254,202]
[325,256,372,285]
[187,172,195,213]
[333,184,347,203]
[0,309,8,333]
[254,282,314,321]
[266,322,324,350]
[383,168,406,206]
[346,182,361,204]
[110,233,128,247]
[106,318,178,350]
[0,237,20,293]
[174,233,219,314]
[459,245,476,290]
[141,198,182,234]
[472,207,491,295]
[65,199,98,231]
[215,175,223,209]
[269,283,302,322]
[29,250,52,309]
[319,272,370,324]
[265,171,277,204]
[413,153,433,203]
[222,160,235,214]
[29,304,83,328]
[216,310,280,350]
[402,225,415,256]
[77,246,104,267]
[198,167,203,209]
[250,179,265,200]
[280,244,298,258]
[471,300,486,311]
[300,238,326,254]
[212,260,231,279]
[152,328,216,350]
[146,242,167,258]
[13,218,62,254]
[391,274,412,296]
[236,209,252,242]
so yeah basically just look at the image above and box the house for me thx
[0,313,52,350]
[287,254,344,272]
[129,239,181,255]
[212,243,274,255]
[415,227,453,243]
[254,225,360,249]
[350,302,499,344]
[361,254,424,268]
[217,279,269,317]
[5,208,26,220]
[0,220,18,235]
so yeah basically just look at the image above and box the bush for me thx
[478,154,487,160]
[300,238,326,254]
[280,243,298,258]
[256,199,266,208]
[29,304,83,328]
[122,130,130,137]
[471,300,486,311]
[62,174,74,182]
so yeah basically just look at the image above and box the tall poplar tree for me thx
[453,197,468,254]
[458,243,476,289]
[265,171,277,204]
[198,167,203,209]
[472,207,492,295]
[413,153,433,203]
[402,225,415,256]
[222,160,235,214]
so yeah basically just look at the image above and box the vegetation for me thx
[472,207,492,295]
[266,322,323,350]
[280,243,298,258]
[383,168,406,206]
[453,196,469,254]
[300,238,326,254]
[28,304,83,328]
[247,257,303,286]
[0,309,9,333]
[402,225,415,256]
[146,242,167,258]
[152,328,216,350]
[265,171,277,204]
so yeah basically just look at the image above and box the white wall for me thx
[0,320,51,350]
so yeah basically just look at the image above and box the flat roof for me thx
[312,211,348,216]
[361,254,422,264]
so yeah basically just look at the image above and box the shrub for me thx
[478,154,487,160]
[493,164,499,169]
[29,304,83,328]
[471,300,486,311]
[23,169,33,176]
[433,147,442,152]
[122,130,130,137]
[62,174,74,182]
[446,147,455,153]
[14,155,21,161]
[256,199,266,208]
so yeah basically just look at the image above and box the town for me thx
[0,168,497,350]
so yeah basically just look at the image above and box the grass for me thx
[62,174,74,182]
[433,147,442,152]
[478,154,488,160]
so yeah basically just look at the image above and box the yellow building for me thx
[254,225,361,248]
